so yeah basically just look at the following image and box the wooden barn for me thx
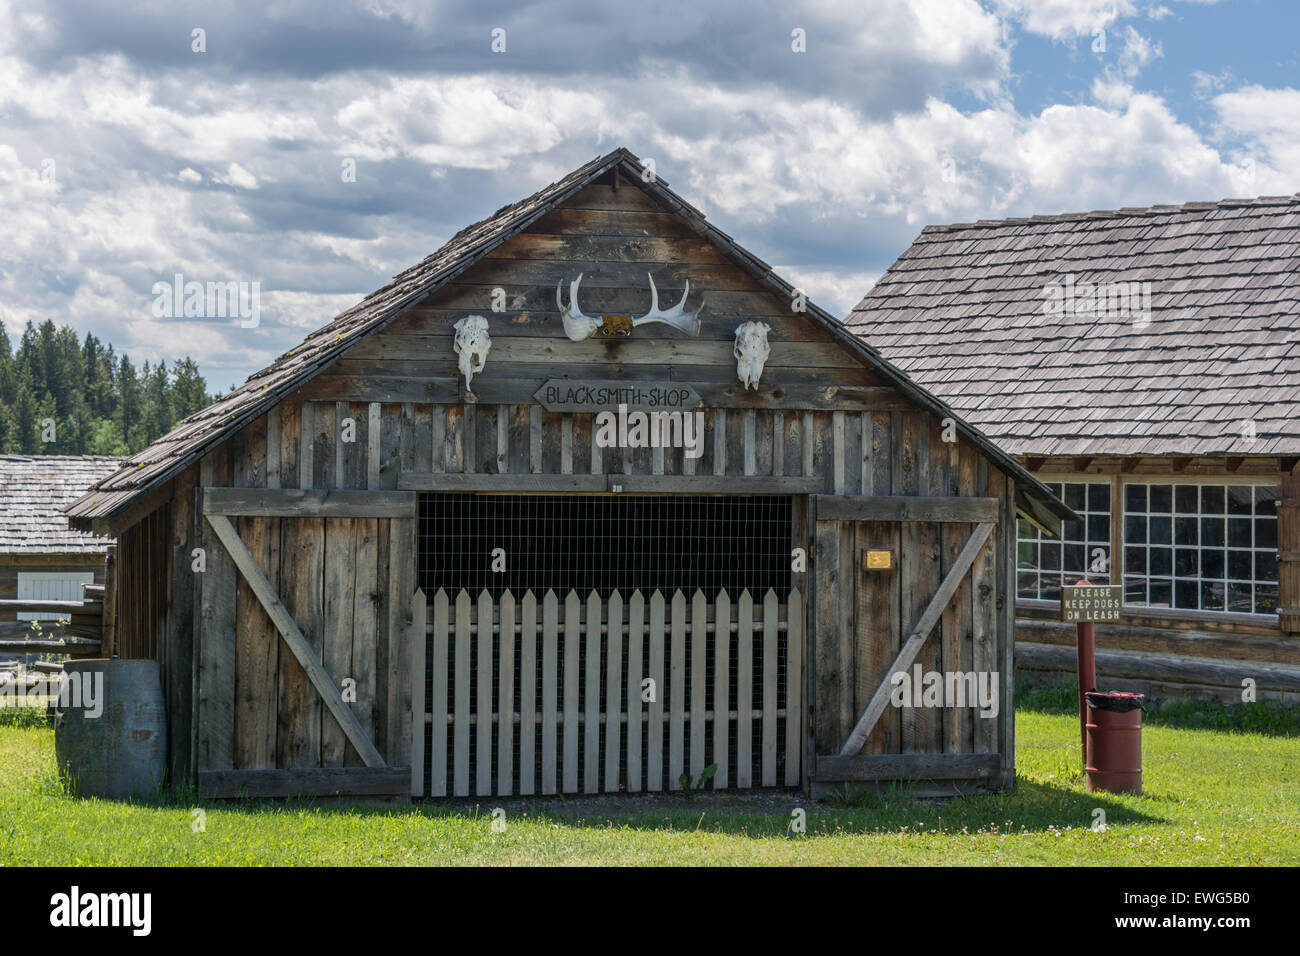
[849,195,1300,703]
[66,148,1070,800]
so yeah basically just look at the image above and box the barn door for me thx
[810,494,1006,792]
[194,488,420,798]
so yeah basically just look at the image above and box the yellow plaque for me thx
[600,315,633,336]
[863,549,893,571]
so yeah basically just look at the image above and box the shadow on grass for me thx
[124,777,1165,839]
[1017,678,1300,737]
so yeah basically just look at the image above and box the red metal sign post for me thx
[1075,598,1096,769]
[1060,580,1120,769]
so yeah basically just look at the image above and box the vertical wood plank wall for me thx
[165,396,1014,787]
[113,504,171,662]
[813,414,1013,791]
[186,408,416,779]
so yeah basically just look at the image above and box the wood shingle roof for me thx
[847,195,1300,458]
[0,455,121,554]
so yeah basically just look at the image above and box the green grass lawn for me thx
[2,694,1296,866]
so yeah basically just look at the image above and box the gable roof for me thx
[1,455,121,555]
[66,148,1071,532]
[847,194,1300,459]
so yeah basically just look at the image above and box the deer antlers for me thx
[556,273,701,341]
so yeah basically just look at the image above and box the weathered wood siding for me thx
[298,182,900,419]
[187,427,415,780]
[811,415,1014,794]
[114,505,170,662]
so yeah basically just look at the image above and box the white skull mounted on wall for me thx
[453,315,491,394]
[733,321,771,390]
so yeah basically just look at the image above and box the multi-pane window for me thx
[1017,481,1112,602]
[1122,483,1278,615]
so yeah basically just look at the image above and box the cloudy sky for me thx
[1,0,1296,389]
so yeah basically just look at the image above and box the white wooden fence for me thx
[418,587,803,797]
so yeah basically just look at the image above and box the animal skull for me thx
[734,321,771,390]
[453,315,491,391]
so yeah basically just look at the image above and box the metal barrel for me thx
[1084,691,1143,795]
[54,659,167,800]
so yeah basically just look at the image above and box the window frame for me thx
[1016,477,1114,604]
[1119,475,1279,618]
[1016,473,1281,624]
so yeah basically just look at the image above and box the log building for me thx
[850,196,1300,703]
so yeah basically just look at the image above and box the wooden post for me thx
[409,588,427,797]
[102,544,118,658]
[1279,465,1299,635]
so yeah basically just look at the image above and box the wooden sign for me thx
[1060,584,1122,623]
[534,380,702,414]
[862,549,893,571]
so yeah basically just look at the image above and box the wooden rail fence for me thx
[0,582,104,660]
[418,587,803,798]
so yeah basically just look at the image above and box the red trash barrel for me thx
[1084,690,1144,795]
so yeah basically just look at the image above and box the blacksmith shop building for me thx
[66,148,1073,799]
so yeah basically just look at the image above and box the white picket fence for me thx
[421,587,803,797]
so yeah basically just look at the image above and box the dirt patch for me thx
[420,788,809,818]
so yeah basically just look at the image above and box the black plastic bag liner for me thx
[1085,690,1146,713]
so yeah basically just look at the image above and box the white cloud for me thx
[775,268,883,319]
[993,0,1139,40]
[1210,85,1300,195]
[993,0,1221,40]
[217,162,259,190]
[1117,26,1161,78]
[335,77,608,170]
[1192,68,1234,99]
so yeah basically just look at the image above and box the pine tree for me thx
[0,319,210,455]
[117,356,141,451]
[143,361,172,443]
[13,382,39,453]
[171,358,208,421]
[0,319,14,407]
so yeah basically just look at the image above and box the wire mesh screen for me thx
[417,494,793,598]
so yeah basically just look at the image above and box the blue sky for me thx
[0,0,1296,390]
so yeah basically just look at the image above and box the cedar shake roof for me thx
[846,195,1300,458]
[0,455,121,554]
[65,148,1072,533]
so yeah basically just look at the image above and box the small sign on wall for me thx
[1060,584,1122,622]
[534,379,702,414]
[862,549,894,571]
